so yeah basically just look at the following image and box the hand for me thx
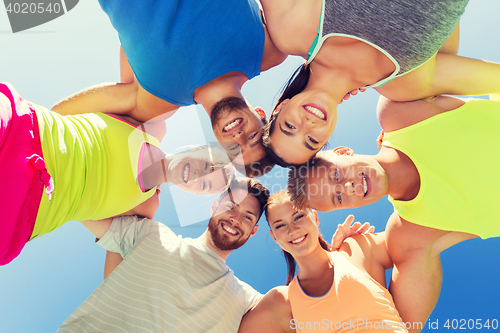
[339,88,367,104]
[376,130,385,150]
[330,215,375,250]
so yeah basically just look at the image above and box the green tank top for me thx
[382,99,500,239]
[32,106,159,238]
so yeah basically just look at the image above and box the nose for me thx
[344,181,355,195]
[233,130,246,145]
[230,216,242,226]
[288,225,300,237]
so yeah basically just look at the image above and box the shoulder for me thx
[339,232,392,270]
[377,95,464,132]
[239,286,293,333]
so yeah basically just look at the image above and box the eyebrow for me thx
[279,123,317,151]
[272,219,282,225]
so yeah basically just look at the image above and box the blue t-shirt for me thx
[98,0,265,106]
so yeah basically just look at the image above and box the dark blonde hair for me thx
[265,190,331,286]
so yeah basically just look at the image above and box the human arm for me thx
[238,287,294,333]
[385,213,478,333]
[104,250,123,279]
[330,215,375,250]
[377,54,500,102]
[120,45,135,84]
[52,80,179,123]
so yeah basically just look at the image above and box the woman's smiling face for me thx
[267,197,321,258]
[269,93,338,165]
[167,146,234,195]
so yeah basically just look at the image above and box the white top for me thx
[58,216,262,333]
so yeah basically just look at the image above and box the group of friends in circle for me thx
[1,0,499,332]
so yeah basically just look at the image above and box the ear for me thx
[254,106,266,119]
[333,146,354,156]
[273,99,289,115]
[210,200,219,216]
[249,225,259,237]
[311,209,320,227]
[269,229,277,241]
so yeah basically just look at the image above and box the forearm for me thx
[51,81,138,116]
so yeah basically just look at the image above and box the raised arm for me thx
[238,287,294,333]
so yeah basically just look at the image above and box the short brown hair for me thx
[287,156,328,211]
[220,178,270,219]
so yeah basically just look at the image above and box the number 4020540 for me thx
[6,2,62,14]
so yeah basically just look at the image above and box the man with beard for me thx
[57,178,270,333]
[51,0,286,174]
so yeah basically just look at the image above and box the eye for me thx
[249,132,258,140]
[308,136,318,144]
[285,122,296,130]
[230,145,240,152]
[205,161,208,171]
[226,203,235,211]
[202,180,207,191]
[334,169,339,181]
[294,214,304,221]
[275,223,285,229]
[337,194,342,204]
[245,215,252,221]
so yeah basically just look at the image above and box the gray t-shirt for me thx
[58,216,262,332]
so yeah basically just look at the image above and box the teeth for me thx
[362,174,367,195]
[305,106,325,120]
[183,164,190,183]
[224,119,241,131]
[291,235,305,244]
[223,224,237,235]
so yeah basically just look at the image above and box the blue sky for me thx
[1,0,499,332]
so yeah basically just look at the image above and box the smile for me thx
[222,223,239,236]
[303,105,326,120]
[182,163,190,183]
[362,173,368,197]
[290,234,307,244]
[223,118,243,132]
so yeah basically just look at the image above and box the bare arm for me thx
[377,54,500,102]
[104,250,124,279]
[51,82,138,117]
[120,45,135,84]
[238,287,294,333]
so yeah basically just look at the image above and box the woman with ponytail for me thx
[260,0,500,166]
[238,190,416,333]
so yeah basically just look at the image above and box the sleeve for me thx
[97,215,161,258]
[237,278,264,314]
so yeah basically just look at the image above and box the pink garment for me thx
[0,82,51,265]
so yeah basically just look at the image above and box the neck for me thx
[193,73,248,118]
[307,63,360,102]
[374,147,420,200]
[294,245,331,281]
[199,230,232,261]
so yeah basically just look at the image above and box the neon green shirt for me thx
[31,106,159,238]
[383,99,500,239]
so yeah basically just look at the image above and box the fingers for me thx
[342,215,355,227]
[331,224,344,250]
[356,222,373,234]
